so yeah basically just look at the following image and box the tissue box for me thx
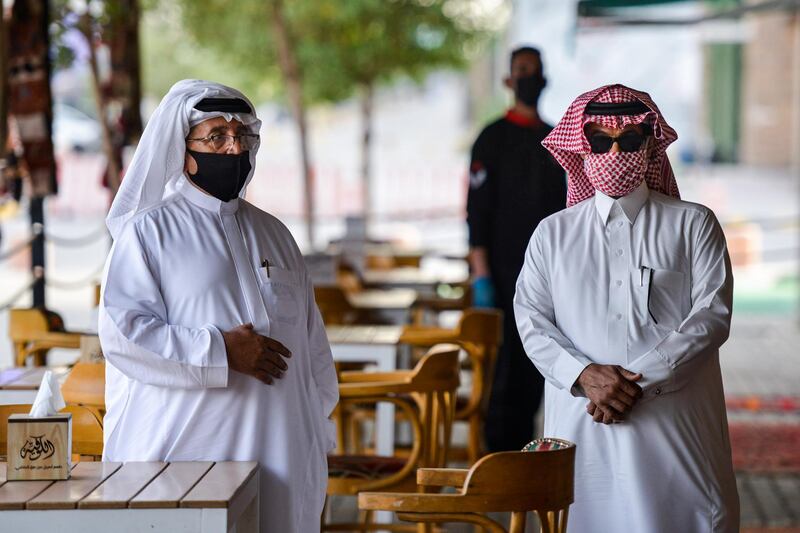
[7,413,72,480]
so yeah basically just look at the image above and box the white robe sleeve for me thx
[514,228,592,395]
[99,222,229,389]
[304,272,339,418]
[626,210,733,400]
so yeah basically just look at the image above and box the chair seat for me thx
[328,454,406,480]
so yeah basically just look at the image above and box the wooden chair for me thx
[314,285,397,378]
[313,286,386,375]
[0,403,105,461]
[399,308,503,464]
[365,253,423,270]
[60,361,106,419]
[337,261,365,293]
[314,285,366,326]
[358,438,576,533]
[324,344,461,532]
[9,307,83,366]
[411,282,472,325]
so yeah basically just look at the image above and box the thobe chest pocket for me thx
[256,265,301,326]
[636,267,689,329]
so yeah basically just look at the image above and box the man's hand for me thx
[222,323,292,385]
[472,276,495,308]
[576,364,642,424]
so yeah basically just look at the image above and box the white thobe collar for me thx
[594,180,649,226]
[178,177,240,215]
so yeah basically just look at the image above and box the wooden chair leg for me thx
[33,348,48,367]
[537,510,555,533]
[360,509,373,533]
[468,412,482,464]
[509,511,526,533]
[555,509,569,533]
[13,342,27,367]
[332,405,346,453]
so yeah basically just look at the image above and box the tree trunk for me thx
[359,83,374,230]
[108,0,143,144]
[268,0,315,250]
[124,0,143,141]
[82,20,122,195]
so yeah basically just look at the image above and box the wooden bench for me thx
[0,460,259,532]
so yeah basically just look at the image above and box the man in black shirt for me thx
[466,46,566,452]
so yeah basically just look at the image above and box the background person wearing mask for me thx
[466,46,566,452]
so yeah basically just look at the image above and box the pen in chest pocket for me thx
[640,266,658,324]
[261,258,272,277]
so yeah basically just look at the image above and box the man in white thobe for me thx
[514,84,738,532]
[99,79,338,533]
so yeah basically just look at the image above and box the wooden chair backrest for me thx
[314,285,359,325]
[336,263,363,292]
[407,345,460,468]
[391,254,422,268]
[401,309,503,426]
[0,404,104,458]
[8,308,59,343]
[65,404,104,456]
[462,445,575,511]
[336,344,460,486]
[457,308,503,350]
[365,254,423,270]
[61,362,106,412]
[408,344,461,392]
[365,254,395,270]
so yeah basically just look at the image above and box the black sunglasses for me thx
[588,130,650,154]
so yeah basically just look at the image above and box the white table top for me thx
[346,289,417,310]
[0,461,257,510]
[325,325,405,345]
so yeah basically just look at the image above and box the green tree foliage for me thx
[177,0,491,105]
[173,0,498,238]
[294,0,488,103]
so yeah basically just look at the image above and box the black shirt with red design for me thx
[467,110,567,290]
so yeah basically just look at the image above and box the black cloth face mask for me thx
[515,74,546,107]
[186,150,251,202]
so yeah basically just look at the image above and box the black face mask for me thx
[186,150,252,202]
[515,74,546,107]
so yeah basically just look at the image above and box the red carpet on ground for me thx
[729,423,800,473]
[727,396,800,413]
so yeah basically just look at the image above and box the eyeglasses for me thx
[186,133,260,152]
[588,130,648,154]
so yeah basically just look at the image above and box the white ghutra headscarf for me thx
[106,79,262,239]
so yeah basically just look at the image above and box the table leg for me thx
[330,343,396,456]
[226,468,259,533]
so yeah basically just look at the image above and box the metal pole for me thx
[32,0,53,308]
[30,198,45,306]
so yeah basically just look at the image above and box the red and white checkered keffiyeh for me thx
[542,84,680,207]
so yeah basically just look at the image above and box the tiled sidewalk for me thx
[722,314,800,530]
